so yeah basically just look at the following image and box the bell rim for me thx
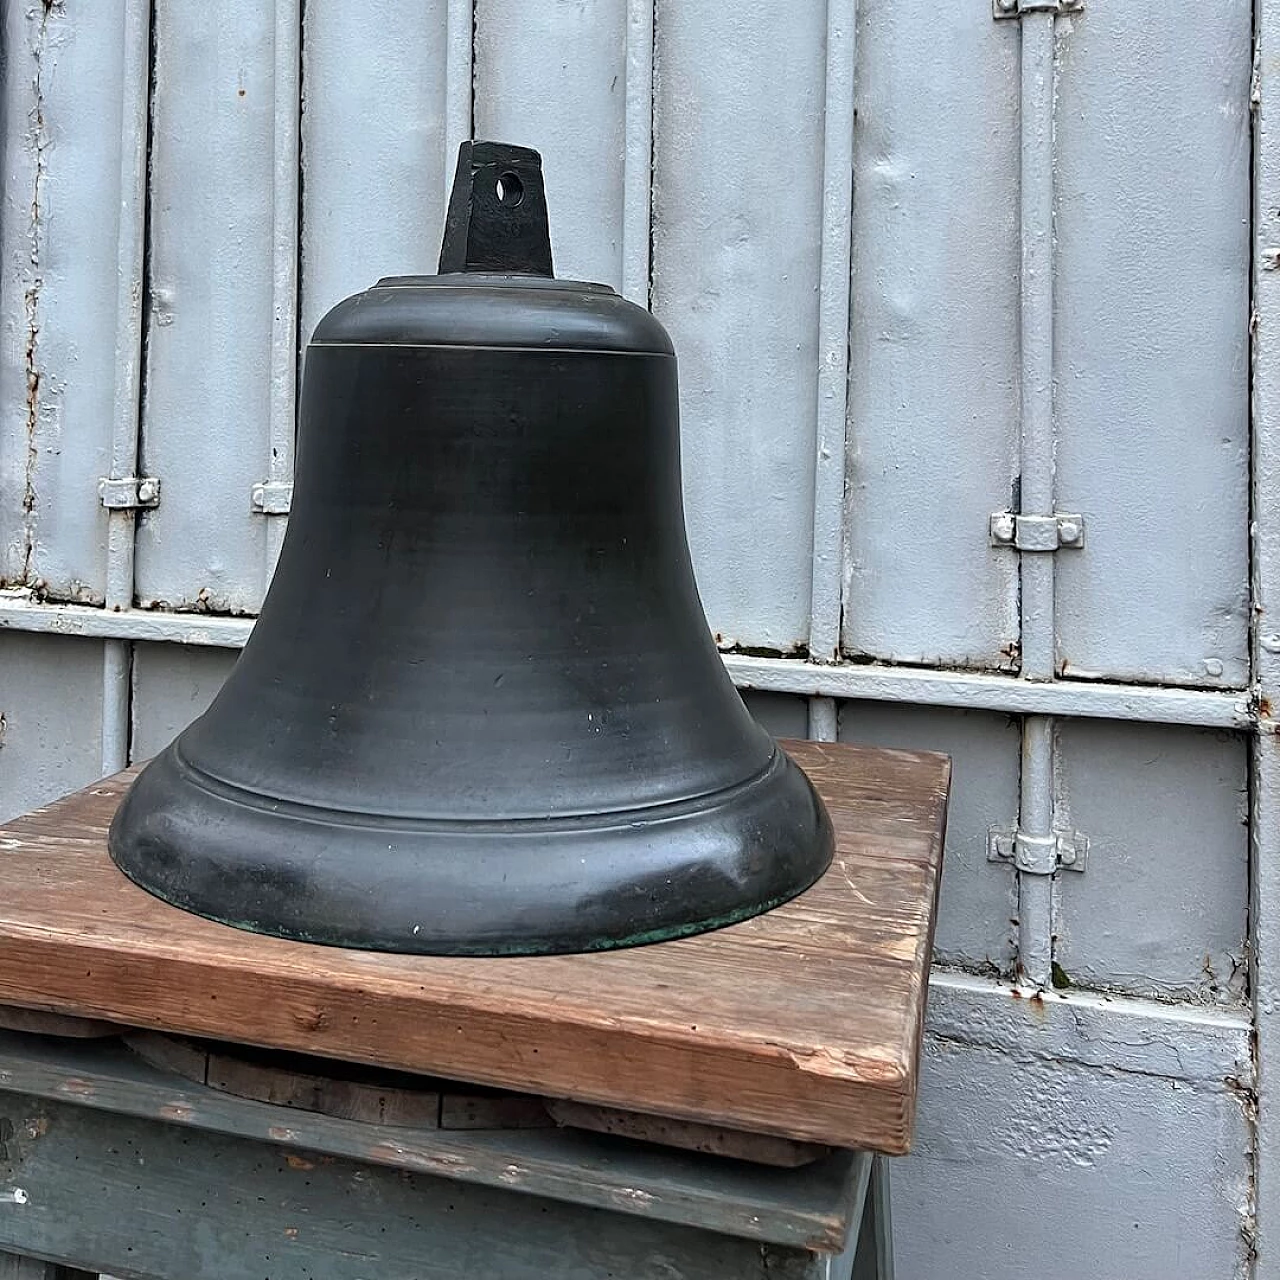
[108,742,834,957]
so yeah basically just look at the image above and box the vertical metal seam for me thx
[266,0,301,581]
[622,0,655,306]
[808,0,858,666]
[101,0,152,775]
[1251,0,1277,1265]
[1014,11,1060,987]
[444,0,474,200]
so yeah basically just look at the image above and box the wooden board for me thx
[0,741,949,1153]
[0,1030,865,1251]
[0,1095,832,1279]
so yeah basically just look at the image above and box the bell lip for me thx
[373,273,617,293]
[108,743,835,958]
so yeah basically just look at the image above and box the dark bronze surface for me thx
[108,141,833,955]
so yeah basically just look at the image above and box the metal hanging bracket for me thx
[251,481,293,515]
[438,141,554,277]
[993,0,1082,18]
[988,827,1089,874]
[989,511,1085,552]
[98,476,160,510]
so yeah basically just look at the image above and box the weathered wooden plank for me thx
[544,1100,830,1168]
[0,1254,95,1280]
[0,1010,120,1040]
[0,1095,825,1279]
[0,1032,863,1252]
[0,741,949,1152]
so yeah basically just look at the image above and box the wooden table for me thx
[0,740,949,1280]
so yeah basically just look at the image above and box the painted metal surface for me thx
[651,0,826,652]
[300,0,456,347]
[474,1,630,290]
[1054,0,1252,688]
[1055,723,1249,1004]
[134,0,277,615]
[1252,2,1280,1266]
[843,0,1020,670]
[0,0,141,604]
[0,0,1268,1273]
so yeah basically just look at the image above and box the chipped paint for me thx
[15,1,61,587]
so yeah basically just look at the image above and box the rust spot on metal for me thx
[58,1078,95,1098]
[159,1102,193,1122]
[284,1154,315,1171]
[267,1125,298,1142]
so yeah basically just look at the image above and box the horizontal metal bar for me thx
[725,654,1252,728]
[0,596,255,648]
[0,597,1253,729]
[926,970,1251,1086]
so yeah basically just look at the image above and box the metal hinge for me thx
[251,481,293,515]
[989,511,1085,552]
[988,827,1088,874]
[98,476,160,510]
[993,0,1082,18]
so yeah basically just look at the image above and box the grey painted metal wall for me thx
[0,0,1266,1275]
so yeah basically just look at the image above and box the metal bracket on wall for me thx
[987,827,1089,874]
[251,482,293,515]
[989,511,1085,552]
[98,476,161,510]
[992,0,1082,18]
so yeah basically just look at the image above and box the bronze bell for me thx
[109,141,834,956]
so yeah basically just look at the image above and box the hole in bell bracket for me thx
[495,171,525,207]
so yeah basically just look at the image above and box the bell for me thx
[109,141,834,956]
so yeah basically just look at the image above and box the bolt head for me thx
[137,478,159,504]
[1057,519,1082,546]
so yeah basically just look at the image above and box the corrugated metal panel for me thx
[133,1,279,614]
[299,0,457,346]
[474,2,629,291]
[839,701,1019,974]
[1055,723,1249,1003]
[130,641,237,761]
[0,0,139,601]
[1053,2,1251,688]
[651,0,825,653]
[0,634,102,822]
[841,0,1020,669]
[742,691,810,741]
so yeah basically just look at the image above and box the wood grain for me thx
[0,1096,829,1278]
[0,741,949,1153]
[0,1030,866,1251]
